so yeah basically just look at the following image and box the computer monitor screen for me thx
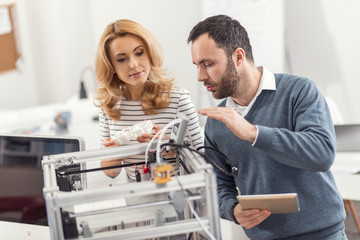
[0,134,83,226]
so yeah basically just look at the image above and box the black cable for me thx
[176,157,191,174]
[162,152,191,174]
[57,161,146,176]
[196,146,231,165]
[161,142,233,176]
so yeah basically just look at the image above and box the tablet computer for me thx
[237,193,300,213]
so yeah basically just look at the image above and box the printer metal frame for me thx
[42,142,221,240]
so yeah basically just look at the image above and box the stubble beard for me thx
[212,58,241,99]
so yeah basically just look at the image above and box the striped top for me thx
[98,88,203,179]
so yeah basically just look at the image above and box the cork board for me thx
[0,4,20,73]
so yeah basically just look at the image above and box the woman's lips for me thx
[130,71,143,78]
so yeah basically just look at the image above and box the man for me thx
[188,15,347,239]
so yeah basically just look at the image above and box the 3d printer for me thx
[42,116,221,240]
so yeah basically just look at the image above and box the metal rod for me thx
[69,195,202,218]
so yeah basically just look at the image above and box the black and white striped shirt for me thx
[98,88,203,179]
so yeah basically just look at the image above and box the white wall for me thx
[285,0,360,123]
[0,0,284,128]
[0,0,38,109]
[2,0,360,124]
[25,0,95,105]
[0,0,94,109]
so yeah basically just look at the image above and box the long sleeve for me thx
[254,77,336,171]
[98,107,110,148]
[204,130,238,222]
[176,89,203,149]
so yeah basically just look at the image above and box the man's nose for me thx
[197,68,208,82]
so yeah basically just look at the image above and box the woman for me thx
[94,19,203,181]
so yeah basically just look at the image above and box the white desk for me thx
[331,151,360,233]
[332,151,360,200]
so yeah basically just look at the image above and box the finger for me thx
[105,140,121,147]
[152,124,162,134]
[198,107,231,121]
[142,132,169,140]
[136,136,145,143]
[104,138,115,147]
[251,210,270,223]
[198,107,222,116]
[242,208,263,216]
[136,135,150,143]
[234,204,260,216]
[197,108,212,115]
[235,208,260,224]
[234,206,257,222]
[140,133,154,139]
[241,210,271,229]
[237,209,262,222]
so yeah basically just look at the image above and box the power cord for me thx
[161,142,234,176]
[197,145,238,174]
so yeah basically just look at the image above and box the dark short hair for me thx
[187,15,254,62]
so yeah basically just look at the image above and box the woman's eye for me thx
[136,50,144,56]
[117,58,126,62]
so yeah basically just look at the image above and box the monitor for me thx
[0,134,84,240]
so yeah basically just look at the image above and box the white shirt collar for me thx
[226,66,276,116]
[259,66,276,91]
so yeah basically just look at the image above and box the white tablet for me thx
[237,193,300,213]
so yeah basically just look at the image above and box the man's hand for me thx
[233,203,271,229]
[198,107,257,143]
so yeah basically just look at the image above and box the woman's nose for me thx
[129,57,139,69]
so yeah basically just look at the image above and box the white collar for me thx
[226,66,276,116]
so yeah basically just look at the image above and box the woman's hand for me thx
[136,123,169,143]
[101,138,122,178]
[103,138,120,148]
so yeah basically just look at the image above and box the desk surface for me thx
[332,152,360,200]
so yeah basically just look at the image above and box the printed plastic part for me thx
[111,120,153,144]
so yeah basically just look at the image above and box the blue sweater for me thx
[204,74,346,239]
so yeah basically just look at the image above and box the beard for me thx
[212,58,240,99]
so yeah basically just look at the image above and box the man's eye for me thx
[204,63,212,67]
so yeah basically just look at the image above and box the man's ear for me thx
[233,48,245,67]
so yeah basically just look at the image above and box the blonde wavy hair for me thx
[94,19,174,120]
